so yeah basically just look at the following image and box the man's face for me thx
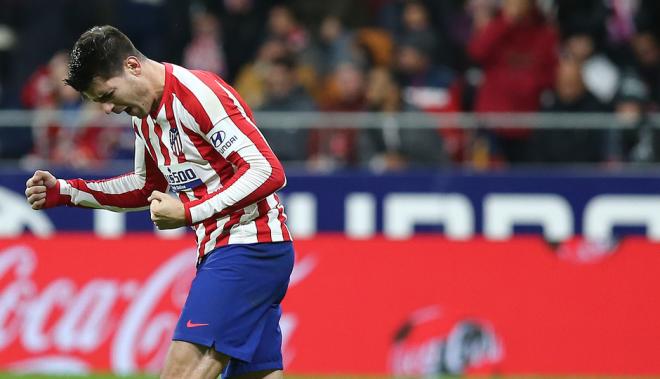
[83,65,152,118]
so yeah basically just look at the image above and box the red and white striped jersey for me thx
[46,63,292,259]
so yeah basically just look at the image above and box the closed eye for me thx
[98,91,114,102]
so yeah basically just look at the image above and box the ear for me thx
[125,56,142,76]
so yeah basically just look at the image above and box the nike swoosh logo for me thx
[186,320,209,328]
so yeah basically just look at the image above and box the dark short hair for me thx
[65,25,143,92]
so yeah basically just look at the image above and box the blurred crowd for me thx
[1,0,660,170]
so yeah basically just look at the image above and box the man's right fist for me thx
[25,170,57,210]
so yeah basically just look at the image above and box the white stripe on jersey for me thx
[265,194,285,242]
[194,222,206,260]
[59,180,142,212]
[86,175,146,195]
[86,138,146,194]
[132,117,147,142]
[171,65,228,125]
[228,204,259,244]
[145,116,167,166]
[171,94,222,191]
[204,217,229,254]
[154,107,179,164]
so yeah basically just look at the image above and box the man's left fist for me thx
[148,190,186,230]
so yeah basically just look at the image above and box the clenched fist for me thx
[148,190,186,229]
[25,170,58,210]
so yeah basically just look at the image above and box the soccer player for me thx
[24,25,294,379]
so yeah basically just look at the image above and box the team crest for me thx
[169,127,184,156]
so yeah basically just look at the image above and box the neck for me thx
[142,59,166,114]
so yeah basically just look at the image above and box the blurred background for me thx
[1,0,660,378]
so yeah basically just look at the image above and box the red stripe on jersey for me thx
[152,122,172,166]
[199,217,218,256]
[139,119,159,163]
[255,198,272,243]
[217,206,246,246]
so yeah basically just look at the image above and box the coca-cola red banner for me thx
[1,235,659,376]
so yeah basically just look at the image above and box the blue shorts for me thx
[172,241,294,378]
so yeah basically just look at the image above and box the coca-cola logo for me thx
[0,244,195,374]
[389,305,503,376]
[0,243,316,375]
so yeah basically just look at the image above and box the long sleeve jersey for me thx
[45,63,292,260]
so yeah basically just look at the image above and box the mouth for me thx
[124,107,141,117]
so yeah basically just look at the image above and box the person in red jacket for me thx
[468,0,558,164]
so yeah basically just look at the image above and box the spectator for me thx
[21,51,120,167]
[560,30,621,108]
[360,67,446,171]
[311,15,359,77]
[183,10,227,76]
[555,0,609,50]
[611,70,654,164]
[529,57,609,163]
[627,31,660,108]
[115,0,170,60]
[309,62,366,171]
[266,5,310,56]
[233,38,288,109]
[395,34,456,112]
[467,0,558,164]
[21,51,73,164]
[214,0,267,82]
[258,55,317,163]
[399,0,437,48]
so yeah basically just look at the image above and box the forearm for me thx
[45,174,163,212]
[183,150,285,225]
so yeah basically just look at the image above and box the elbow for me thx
[270,161,287,190]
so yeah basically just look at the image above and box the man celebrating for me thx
[24,25,294,379]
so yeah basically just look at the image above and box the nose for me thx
[101,102,115,114]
